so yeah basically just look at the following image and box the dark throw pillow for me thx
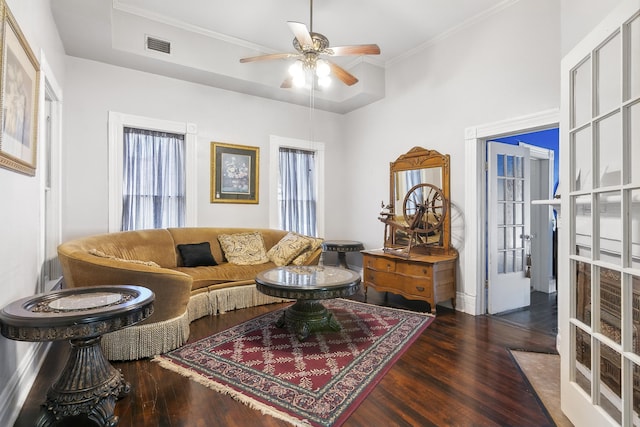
[177,242,218,267]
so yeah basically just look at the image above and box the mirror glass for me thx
[393,167,443,219]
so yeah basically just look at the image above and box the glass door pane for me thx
[597,113,622,188]
[628,15,640,101]
[596,32,621,116]
[573,58,592,127]
[630,102,640,186]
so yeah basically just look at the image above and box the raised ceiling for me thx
[51,0,510,113]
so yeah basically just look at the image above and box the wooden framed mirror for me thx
[380,147,454,256]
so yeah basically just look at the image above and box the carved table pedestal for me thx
[0,285,154,427]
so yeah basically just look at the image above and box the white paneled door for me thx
[560,1,640,425]
[487,142,531,314]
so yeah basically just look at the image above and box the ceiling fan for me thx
[239,0,380,88]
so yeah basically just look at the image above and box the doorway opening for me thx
[489,128,559,336]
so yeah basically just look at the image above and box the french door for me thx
[487,142,531,314]
[560,1,640,425]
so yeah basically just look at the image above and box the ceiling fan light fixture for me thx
[318,75,331,88]
[315,59,330,77]
[288,60,304,78]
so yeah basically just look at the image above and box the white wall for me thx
[561,0,625,55]
[0,1,66,425]
[61,57,347,241]
[343,0,561,308]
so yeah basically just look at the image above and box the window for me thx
[269,136,325,237]
[108,112,197,232]
[121,128,185,230]
[278,147,316,235]
[41,55,63,292]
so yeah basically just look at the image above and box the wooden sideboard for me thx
[362,249,457,314]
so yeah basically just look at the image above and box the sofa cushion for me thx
[266,232,311,266]
[88,248,161,267]
[218,231,269,265]
[171,261,277,290]
[292,236,324,265]
[177,242,218,267]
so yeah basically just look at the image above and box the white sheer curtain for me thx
[279,147,317,236]
[121,127,185,231]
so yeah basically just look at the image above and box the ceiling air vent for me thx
[146,36,171,54]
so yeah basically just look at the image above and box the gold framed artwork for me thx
[210,142,259,204]
[0,0,40,176]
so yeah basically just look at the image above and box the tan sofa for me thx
[58,227,322,360]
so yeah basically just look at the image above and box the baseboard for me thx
[0,341,51,426]
[457,292,480,315]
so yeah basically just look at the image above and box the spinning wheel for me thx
[402,183,446,235]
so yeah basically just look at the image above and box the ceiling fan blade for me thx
[328,44,381,56]
[281,77,293,88]
[240,53,297,63]
[287,21,313,49]
[329,61,358,86]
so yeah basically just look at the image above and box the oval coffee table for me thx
[255,266,361,341]
[0,285,154,427]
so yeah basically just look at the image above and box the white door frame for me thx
[463,108,559,315]
[524,143,556,294]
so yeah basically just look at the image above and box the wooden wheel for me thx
[402,183,446,235]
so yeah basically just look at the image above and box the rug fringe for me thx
[152,356,312,427]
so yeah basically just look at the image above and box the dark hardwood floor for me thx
[14,290,557,426]
[494,291,558,338]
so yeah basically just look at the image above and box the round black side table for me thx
[322,240,364,268]
[0,285,154,427]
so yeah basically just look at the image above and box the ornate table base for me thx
[275,300,341,341]
[255,266,361,341]
[0,285,154,427]
[37,336,129,427]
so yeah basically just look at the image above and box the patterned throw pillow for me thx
[218,232,269,265]
[291,236,324,265]
[266,232,311,266]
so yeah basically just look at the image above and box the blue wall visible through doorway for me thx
[492,128,559,195]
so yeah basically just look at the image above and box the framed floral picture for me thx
[0,0,40,176]
[210,142,259,204]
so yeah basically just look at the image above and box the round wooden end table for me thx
[255,266,361,341]
[321,240,364,268]
[0,285,154,427]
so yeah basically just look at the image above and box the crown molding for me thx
[387,0,521,67]
[112,0,277,54]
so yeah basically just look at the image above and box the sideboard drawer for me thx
[396,262,431,277]
[395,277,433,298]
[365,269,432,298]
[364,269,398,287]
[365,256,396,272]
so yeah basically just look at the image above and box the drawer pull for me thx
[416,286,425,292]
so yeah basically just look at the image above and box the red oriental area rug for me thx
[154,299,434,427]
